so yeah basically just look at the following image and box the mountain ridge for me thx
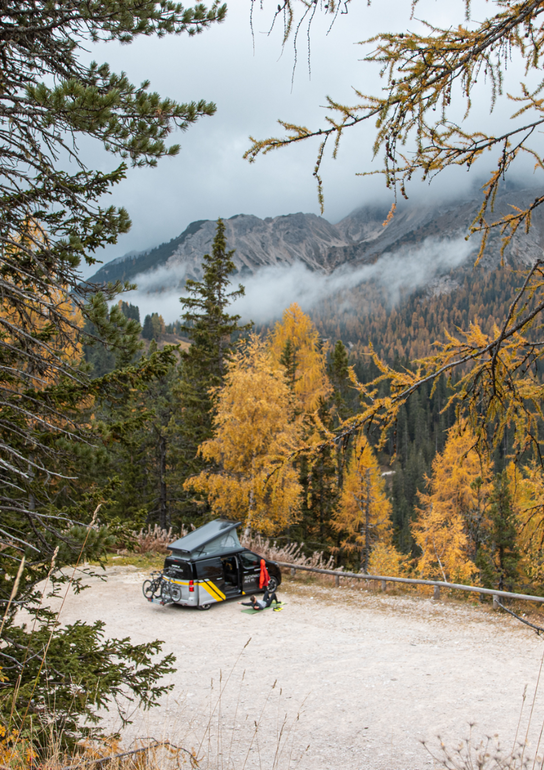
[87,186,544,291]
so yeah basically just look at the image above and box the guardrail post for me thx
[493,594,500,610]
[335,574,340,587]
[290,567,296,577]
[381,580,387,592]
[433,585,440,600]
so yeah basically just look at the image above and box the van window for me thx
[192,530,241,557]
[164,557,193,580]
[239,551,260,568]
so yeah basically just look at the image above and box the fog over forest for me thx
[124,235,475,324]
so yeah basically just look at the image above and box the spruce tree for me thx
[172,219,249,523]
[118,301,141,323]
[98,345,177,532]
[480,471,520,592]
[0,294,180,752]
[280,338,298,391]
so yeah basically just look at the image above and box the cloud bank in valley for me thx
[121,236,476,325]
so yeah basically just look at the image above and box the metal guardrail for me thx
[275,561,544,607]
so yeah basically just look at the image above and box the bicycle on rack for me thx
[142,571,164,602]
[142,569,181,604]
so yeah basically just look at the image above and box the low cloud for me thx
[131,262,188,293]
[121,236,475,325]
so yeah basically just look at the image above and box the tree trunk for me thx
[245,454,255,538]
[361,468,371,573]
[158,434,168,530]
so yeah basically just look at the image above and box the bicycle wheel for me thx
[142,580,154,600]
[169,585,182,603]
[161,580,175,603]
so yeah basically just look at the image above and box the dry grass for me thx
[37,739,196,770]
[423,731,539,770]
[240,533,334,570]
[132,526,186,555]
[0,737,196,770]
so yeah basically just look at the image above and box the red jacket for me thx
[259,558,270,589]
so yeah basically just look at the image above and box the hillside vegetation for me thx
[313,265,521,363]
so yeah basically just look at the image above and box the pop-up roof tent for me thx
[168,519,242,559]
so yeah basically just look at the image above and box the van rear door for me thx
[163,556,195,604]
[195,557,227,605]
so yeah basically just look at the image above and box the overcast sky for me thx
[79,0,542,277]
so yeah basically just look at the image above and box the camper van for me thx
[142,519,282,610]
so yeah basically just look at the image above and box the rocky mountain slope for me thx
[88,186,544,291]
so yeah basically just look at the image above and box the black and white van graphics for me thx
[142,519,281,610]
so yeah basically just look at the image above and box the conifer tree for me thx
[142,312,165,341]
[280,338,298,392]
[477,471,520,591]
[504,462,544,591]
[0,0,226,565]
[412,421,491,584]
[269,303,332,417]
[270,305,340,547]
[90,339,178,533]
[412,499,474,584]
[328,339,353,424]
[1,0,226,530]
[118,301,141,323]
[0,294,179,752]
[423,422,492,563]
[172,219,249,522]
[368,542,408,578]
[333,431,393,572]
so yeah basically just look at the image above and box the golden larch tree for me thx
[268,303,332,419]
[368,542,409,578]
[413,421,492,583]
[412,499,474,584]
[507,461,544,590]
[333,431,394,572]
[185,335,302,535]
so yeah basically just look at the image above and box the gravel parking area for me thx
[51,566,544,770]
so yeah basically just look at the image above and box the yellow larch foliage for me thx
[0,722,36,769]
[368,542,409,578]
[185,335,302,535]
[268,303,332,418]
[1,220,84,382]
[333,431,393,572]
[507,461,544,588]
[412,499,474,585]
[412,421,491,583]
[0,286,85,425]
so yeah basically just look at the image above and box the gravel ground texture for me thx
[48,565,544,770]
